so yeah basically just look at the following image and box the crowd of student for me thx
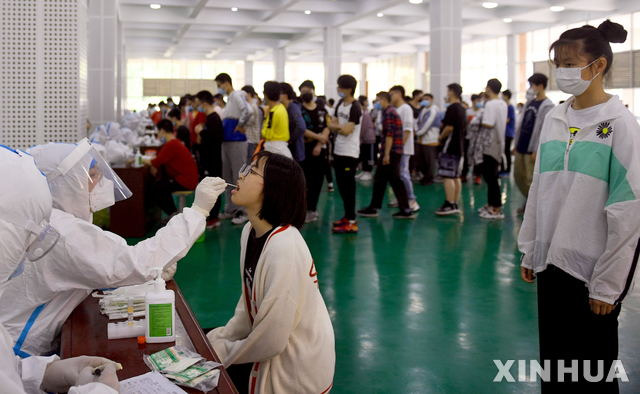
[144,70,557,234]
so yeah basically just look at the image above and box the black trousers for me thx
[502,136,513,173]
[333,154,358,220]
[369,152,410,212]
[482,155,501,207]
[461,138,470,179]
[301,144,327,212]
[226,363,252,394]
[537,265,621,393]
[415,144,438,184]
[359,143,375,172]
[152,175,188,216]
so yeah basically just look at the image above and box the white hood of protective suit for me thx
[28,143,93,222]
[0,147,53,285]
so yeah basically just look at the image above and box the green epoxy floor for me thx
[170,176,640,393]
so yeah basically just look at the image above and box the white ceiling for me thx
[119,0,640,62]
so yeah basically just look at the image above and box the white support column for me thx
[323,27,342,100]
[415,48,427,91]
[116,16,124,119]
[244,60,254,86]
[88,0,118,125]
[274,48,285,81]
[360,62,367,96]
[429,0,462,107]
[506,34,517,93]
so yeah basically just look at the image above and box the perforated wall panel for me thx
[0,0,87,150]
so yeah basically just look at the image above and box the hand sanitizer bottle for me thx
[145,269,175,343]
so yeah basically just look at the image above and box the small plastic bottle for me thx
[145,269,176,343]
[134,148,143,167]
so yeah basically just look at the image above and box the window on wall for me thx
[461,37,508,98]
[365,55,415,99]
[126,59,244,111]
[285,62,324,95]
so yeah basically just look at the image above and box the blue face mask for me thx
[420,100,430,107]
[217,88,226,96]
[374,102,382,111]
[337,91,346,98]
[197,106,204,112]
[476,102,484,109]
[186,105,193,112]
[159,136,167,144]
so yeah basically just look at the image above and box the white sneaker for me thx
[231,213,248,225]
[479,209,504,220]
[359,172,373,182]
[305,211,319,223]
[409,200,420,213]
[477,205,490,214]
[387,199,399,208]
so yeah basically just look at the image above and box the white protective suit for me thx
[0,142,210,357]
[0,146,116,393]
[519,96,640,304]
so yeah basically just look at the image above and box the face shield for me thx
[54,138,132,204]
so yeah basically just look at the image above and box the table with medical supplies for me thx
[60,280,238,394]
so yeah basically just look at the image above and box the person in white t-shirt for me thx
[390,85,419,213]
[327,74,362,234]
[478,78,508,219]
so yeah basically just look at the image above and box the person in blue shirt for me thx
[500,89,516,176]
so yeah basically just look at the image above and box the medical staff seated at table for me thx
[0,145,120,393]
[0,139,226,357]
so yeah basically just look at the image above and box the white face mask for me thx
[525,88,536,101]
[554,59,600,96]
[89,178,115,213]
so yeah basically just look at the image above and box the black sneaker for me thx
[435,201,461,216]
[392,210,417,219]
[357,207,379,217]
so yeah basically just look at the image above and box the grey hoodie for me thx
[514,97,554,153]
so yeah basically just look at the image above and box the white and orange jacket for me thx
[207,224,335,394]
[519,95,640,304]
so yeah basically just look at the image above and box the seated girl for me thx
[207,151,335,394]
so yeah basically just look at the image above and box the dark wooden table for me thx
[110,166,155,238]
[60,281,237,394]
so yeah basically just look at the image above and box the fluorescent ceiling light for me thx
[304,10,311,15]
[231,7,238,12]
[376,12,384,17]
[503,17,512,23]
[409,0,424,4]
[482,2,498,8]
[549,5,565,12]
[150,4,161,10]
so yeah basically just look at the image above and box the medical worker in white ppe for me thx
[0,138,226,357]
[0,145,119,393]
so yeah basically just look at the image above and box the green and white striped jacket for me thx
[519,95,640,304]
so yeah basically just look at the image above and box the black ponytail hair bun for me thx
[597,20,627,43]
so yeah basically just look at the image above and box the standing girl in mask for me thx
[519,20,640,392]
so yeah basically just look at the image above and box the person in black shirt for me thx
[194,90,224,227]
[167,108,191,150]
[300,91,330,223]
[435,83,467,216]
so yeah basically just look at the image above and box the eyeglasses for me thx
[239,163,263,179]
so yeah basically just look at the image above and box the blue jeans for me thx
[400,154,415,200]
